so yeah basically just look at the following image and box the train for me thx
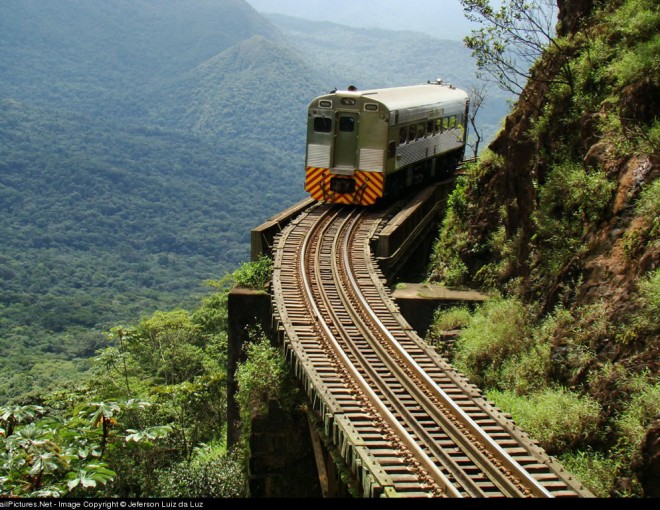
[304,80,470,206]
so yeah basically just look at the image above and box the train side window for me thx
[399,127,407,145]
[339,116,355,132]
[388,140,396,158]
[435,119,442,134]
[314,117,332,133]
[416,123,425,140]
[408,126,416,143]
[427,120,434,136]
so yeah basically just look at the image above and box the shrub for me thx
[615,269,659,345]
[429,178,470,286]
[235,334,289,423]
[613,377,660,466]
[154,443,247,498]
[498,343,552,395]
[559,449,621,498]
[532,162,615,277]
[430,305,472,332]
[452,297,533,388]
[487,387,602,453]
[233,255,273,290]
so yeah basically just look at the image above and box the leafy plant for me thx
[233,255,273,290]
[452,297,535,388]
[235,333,289,423]
[487,387,602,453]
[154,442,247,498]
[430,305,472,332]
[0,400,172,497]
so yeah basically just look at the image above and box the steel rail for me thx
[344,214,554,498]
[330,211,490,497]
[302,206,460,497]
[270,197,594,498]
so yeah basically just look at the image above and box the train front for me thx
[304,87,387,206]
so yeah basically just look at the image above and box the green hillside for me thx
[0,0,283,119]
[0,0,311,398]
[265,13,513,144]
[146,35,325,151]
[0,97,306,398]
[0,0,498,400]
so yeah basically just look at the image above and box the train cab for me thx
[304,81,469,206]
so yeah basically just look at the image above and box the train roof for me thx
[325,82,469,111]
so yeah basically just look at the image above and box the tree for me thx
[461,0,572,95]
[467,83,489,158]
[0,401,169,497]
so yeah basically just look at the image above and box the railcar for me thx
[304,80,469,206]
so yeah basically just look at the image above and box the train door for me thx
[333,113,359,171]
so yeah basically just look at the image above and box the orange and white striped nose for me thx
[305,167,384,206]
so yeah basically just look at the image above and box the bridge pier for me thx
[392,283,488,338]
[248,399,323,498]
[227,286,327,497]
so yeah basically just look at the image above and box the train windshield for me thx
[339,116,355,132]
[314,117,332,133]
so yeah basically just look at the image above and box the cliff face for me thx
[432,0,658,496]
[488,0,659,308]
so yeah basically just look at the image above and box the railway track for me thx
[271,202,593,498]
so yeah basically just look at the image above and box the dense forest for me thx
[0,0,499,401]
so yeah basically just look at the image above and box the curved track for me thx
[272,202,593,498]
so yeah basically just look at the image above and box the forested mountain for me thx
[0,0,309,398]
[0,0,498,399]
[0,0,284,119]
[264,13,512,145]
[146,34,322,151]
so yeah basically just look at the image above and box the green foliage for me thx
[429,177,471,286]
[487,387,602,453]
[605,0,660,87]
[623,179,660,262]
[233,256,274,291]
[541,162,615,228]
[154,443,247,498]
[452,297,538,388]
[0,400,172,497]
[235,333,290,425]
[431,290,657,497]
[532,162,615,278]
[430,306,472,332]
[497,342,552,395]
[551,300,609,373]
[613,376,660,465]
[615,269,659,345]
[78,284,232,497]
[558,450,621,498]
